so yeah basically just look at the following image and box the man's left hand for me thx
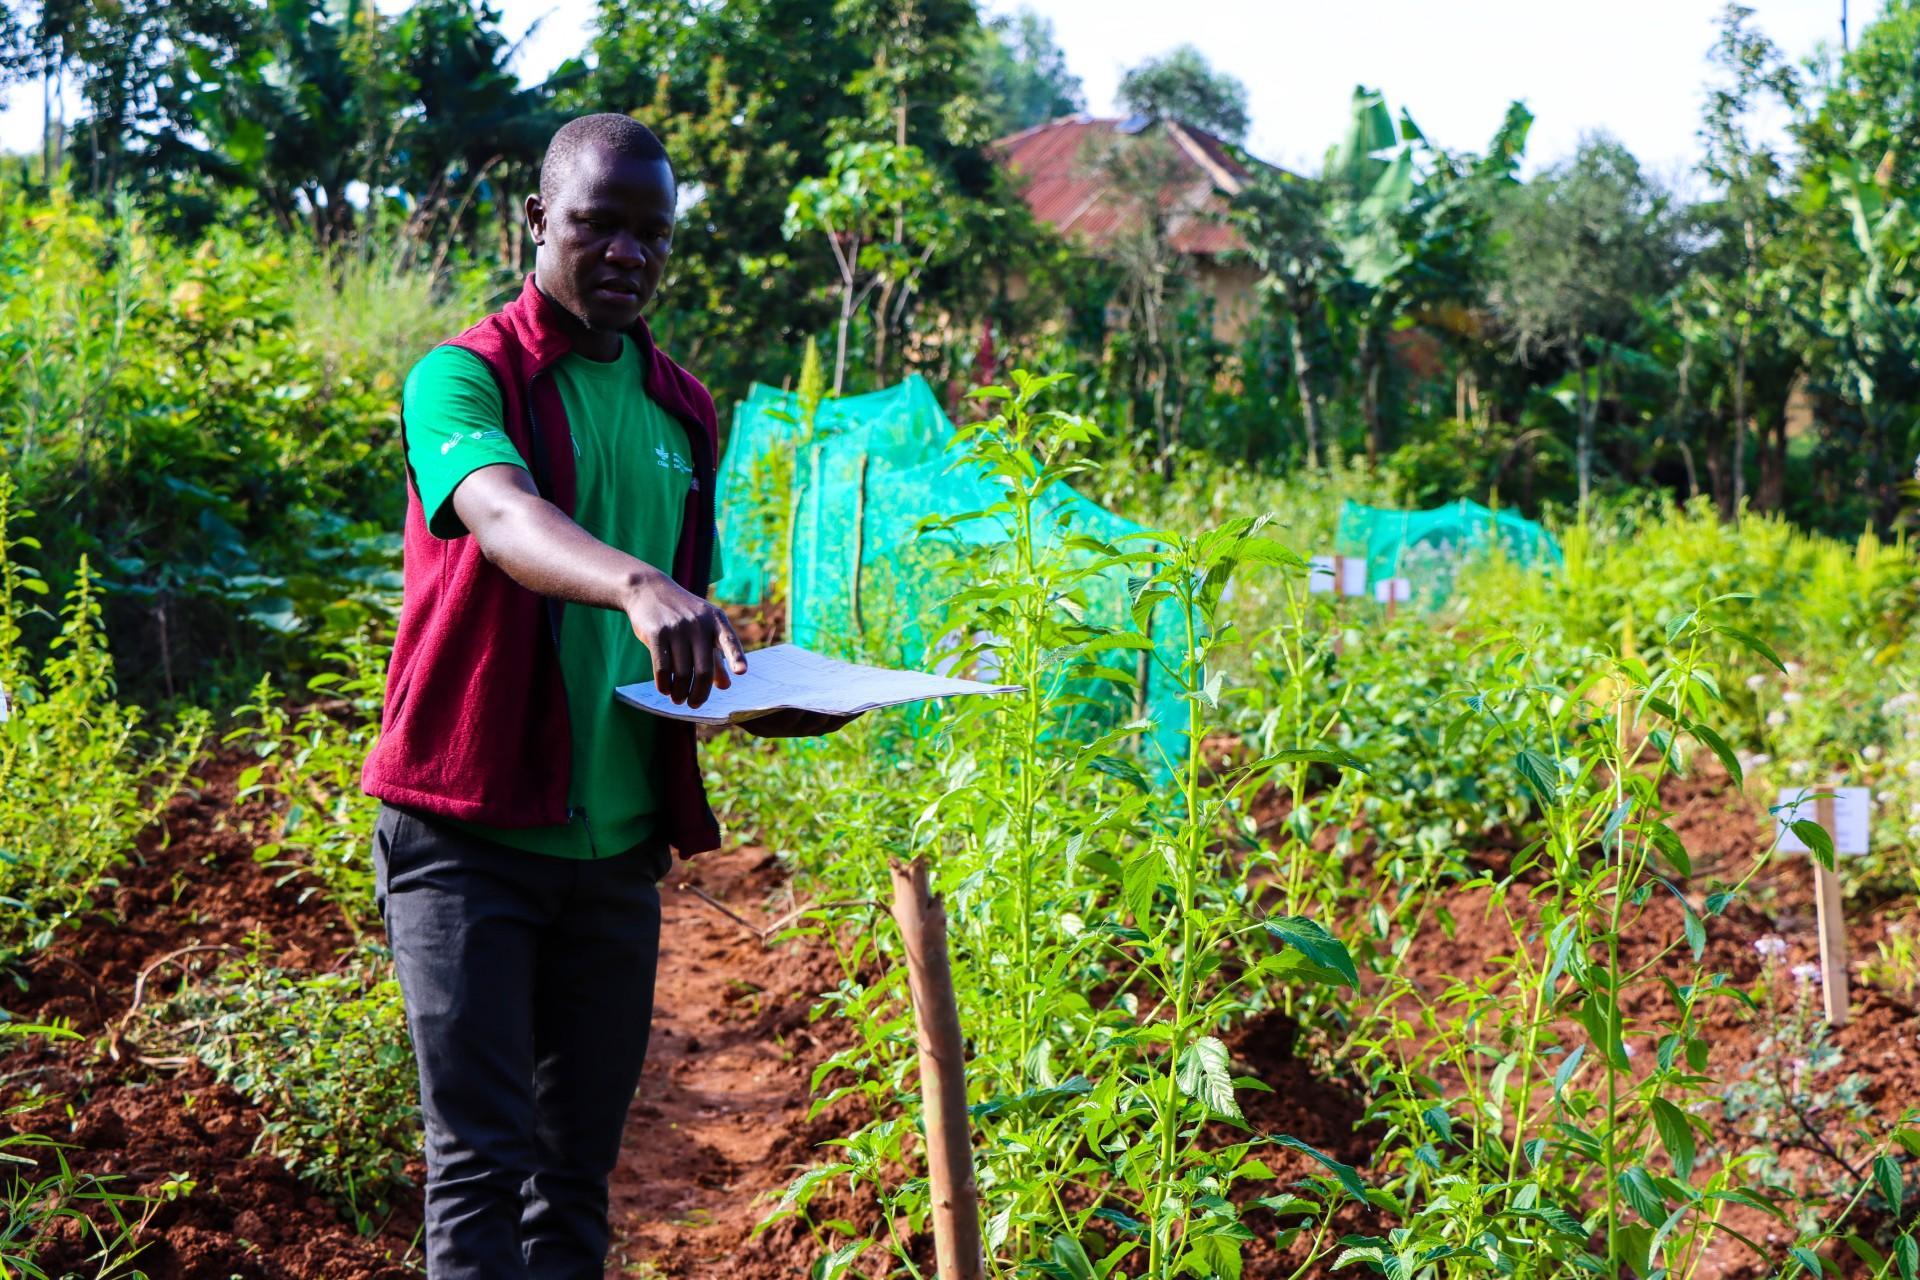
[740,709,862,738]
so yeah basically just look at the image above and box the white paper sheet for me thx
[614,643,1022,726]
[1776,785,1872,856]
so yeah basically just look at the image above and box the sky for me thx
[0,0,1880,181]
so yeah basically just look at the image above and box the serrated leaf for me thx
[1514,748,1559,804]
[1617,1166,1666,1225]
[1875,1154,1904,1215]
[1262,916,1359,988]
[1895,1234,1918,1280]
[1650,1098,1697,1181]
[1788,1245,1826,1277]
[1175,1035,1242,1121]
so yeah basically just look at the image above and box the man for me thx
[361,113,848,1279]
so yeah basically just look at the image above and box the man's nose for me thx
[604,232,646,266]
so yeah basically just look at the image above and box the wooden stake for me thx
[1812,793,1850,1027]
[888,858,985,1280]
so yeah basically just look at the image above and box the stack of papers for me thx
[614,643,1021,726]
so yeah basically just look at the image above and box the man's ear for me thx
[524,193,547,246]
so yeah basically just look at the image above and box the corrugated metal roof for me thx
[989,115,1261,258]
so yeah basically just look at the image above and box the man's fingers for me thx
[641,629,673,699]
[668,626,696,704]
[688,624,715,709]
[716,612,749,676]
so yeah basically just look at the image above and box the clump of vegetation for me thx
[0,476,206,978]
[133,938,417,1225]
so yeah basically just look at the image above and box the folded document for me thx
[614,642,1020,727]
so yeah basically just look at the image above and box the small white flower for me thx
[1906,761,1920,779]
[1746,675,1769,692]
[1754,935,1789,960]
[1785,661,1805,679]
[1766,710,1788,728]
[1782,691,1805,705]
[1750,753,1772,767]
[1907,823,1920,841]
[1789,761,1812,779]
[1864,745,1885,762]
[1792,963,1821,985]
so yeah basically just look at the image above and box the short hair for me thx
[538,114,670,201]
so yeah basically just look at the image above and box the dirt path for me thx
[0,756,855,1280]
[604,847,863,1279]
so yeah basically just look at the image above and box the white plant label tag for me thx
[1373,577,1411,604]
[1341,559,1369,598]
[1309,555,1336,594]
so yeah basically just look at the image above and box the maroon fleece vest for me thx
[361,274,723,858]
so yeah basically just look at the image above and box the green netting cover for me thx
[1335,498,1560,606]
[713,375,1184,759]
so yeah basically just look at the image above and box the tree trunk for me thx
[833,284,854,396]
[1289,313,1323,470]
[1574,350,1593,511]
[1362,326,1384,467]
[1730,330,1748,519]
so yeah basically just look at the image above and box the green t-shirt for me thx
[402,338,699,861]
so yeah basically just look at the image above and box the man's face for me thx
[527,146,676,333]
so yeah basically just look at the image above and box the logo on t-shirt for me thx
[441,429,505,455]
[653,444,692,474]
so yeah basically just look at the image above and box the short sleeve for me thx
[402,346,530,538]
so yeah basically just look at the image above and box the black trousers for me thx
[373,803,670,1280]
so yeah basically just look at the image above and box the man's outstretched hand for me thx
[622,568,748,708]
[741,709,863,738]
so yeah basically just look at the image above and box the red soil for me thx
[3,748,1916,1279]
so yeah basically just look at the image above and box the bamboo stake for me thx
[888,858,985,1280]
[1813,793,1850,1027]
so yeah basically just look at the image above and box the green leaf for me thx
[1050,1233,1097,1280]
[1552,1044,1585,1100]
[1649,1099,1697,1181]
[1717,625,1787,673]
[1787,1245,1826,1277]
[1122,850,1161,929]
[1262,916,1360,988]
[1256,746,1371,774]
[1421,1105,1452,1143]
[1514,749,1559,804]
[1090,1206,1146,1235]
[1273,1135,1366,1201]
[1875,1154,1904,1215]
[1090,755,1149,790]
[1791,819,1837,871]
[1618,1166,1665,1224]
[1687,721,1743,788]
[1175,1036,1243,1121]
[1895,1234,1918,1280]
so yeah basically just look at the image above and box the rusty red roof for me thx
[989,115,1263,258]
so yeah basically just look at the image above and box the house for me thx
[988,114,1267,341]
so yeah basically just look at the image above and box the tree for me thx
[1117,45,1248,143]
[1237,170,1342,468]
[573,0,864,393]
[1694,1,1801,515]
[783,141,957,394]
[972,9,1083,138]
[1490,136,1683,508]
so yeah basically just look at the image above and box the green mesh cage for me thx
[713,375,1186,762]
[1334,498,1560,607]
